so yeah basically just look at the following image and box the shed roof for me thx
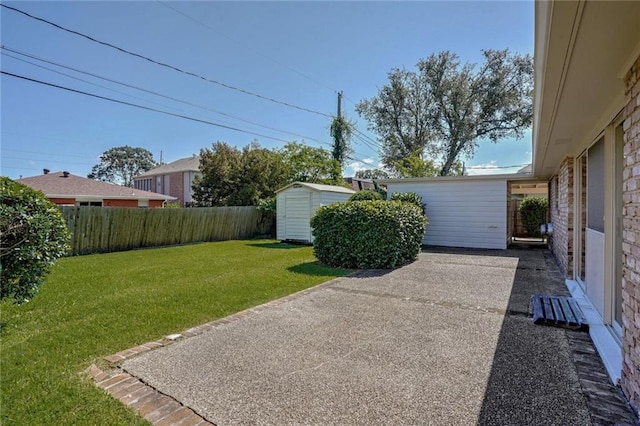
[276,182,355,194]
[136,156,200,178]
[17,171,175,200]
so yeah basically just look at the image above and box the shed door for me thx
[284,195,311,241]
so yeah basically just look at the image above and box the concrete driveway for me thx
[118,248,635,425]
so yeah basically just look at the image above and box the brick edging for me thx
[86,364,213,426]
[86,272,359,425]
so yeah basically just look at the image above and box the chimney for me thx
[62,171,70,178]
[43,168,50,175]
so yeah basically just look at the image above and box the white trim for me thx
[566,279,622,384]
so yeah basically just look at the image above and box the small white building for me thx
[379,174,544,250]
[276,182,355,243]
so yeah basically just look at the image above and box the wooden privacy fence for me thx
[61,206,266,255]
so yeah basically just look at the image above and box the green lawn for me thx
[0,240,351,425]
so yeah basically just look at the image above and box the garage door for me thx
[388,179,507,249]
[284,195,311,241]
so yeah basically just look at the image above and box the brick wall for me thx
[621,54,640,413]
[507,183,513,242]
[169,172,185,205]
[48,197,77,205]
[549,158,574,277]
[104,199,139,208]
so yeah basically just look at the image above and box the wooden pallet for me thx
[531,295,588,331]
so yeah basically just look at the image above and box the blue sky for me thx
[1,1,533,180]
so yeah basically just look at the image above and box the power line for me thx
[1,51,195,116]
[352,126,382,148]
[2,46,333,144]
[156,1,339,95]
[2,70,301,144]
[352,132,381,152]
[1,3,332,118]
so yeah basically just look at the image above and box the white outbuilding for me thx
[379,174,544,250]
[276,182,355,243]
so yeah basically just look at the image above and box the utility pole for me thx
[337,91,342,118]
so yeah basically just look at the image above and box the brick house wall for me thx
[507,182,513,242]
[621,53,640,413]
[549,157,574,277]
[48,197,77,205]
[168,172,185,205]
[104,199,139,208]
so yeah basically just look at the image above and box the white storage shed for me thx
[380,174,535,250]
[276,182,355,243]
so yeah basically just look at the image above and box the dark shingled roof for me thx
[17,171,176,200]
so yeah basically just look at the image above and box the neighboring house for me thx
[133,155,201,206]
[17,170,175,207]
[345,177,376,191]
[533,0,640,413]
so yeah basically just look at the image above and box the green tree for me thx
[192,141,288,207]
[330,115,353,169]
[391,155,466,178]
[228,143,288,206]
[355,169,390,180]
[519,196,549,237]
[88,146,157,187]
[0,177,70,303]
[281,142,342,185]
[357,49,533,176]
[192,142,241,206]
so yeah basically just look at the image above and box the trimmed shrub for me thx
[311,200,427,269]
[390,192,425,213]
[519,196,549,237]
[0,177,70,303]
[349,190,383,202]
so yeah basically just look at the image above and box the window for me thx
[78,201,102,207]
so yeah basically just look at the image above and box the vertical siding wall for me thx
[621,54,640,413]
[549,158,574,277]
[387,179,507,249]
[276,187,352,242]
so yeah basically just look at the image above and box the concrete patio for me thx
[102,248,636,425]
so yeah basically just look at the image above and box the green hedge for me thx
[390,192,425,213]
[311,200,427,269]
[519,196,549,237]
[0,177,70,303]
[349,190,384,201]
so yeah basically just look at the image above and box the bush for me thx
[390,192,425,213]
[256,196,276,236]
[0,177,70,303]
[311,200,427,269]
[349,190,383,202]
[519,196,549,237]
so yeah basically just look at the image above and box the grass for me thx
[0,239,351,425]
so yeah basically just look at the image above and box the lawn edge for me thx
[85,270,361,425]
